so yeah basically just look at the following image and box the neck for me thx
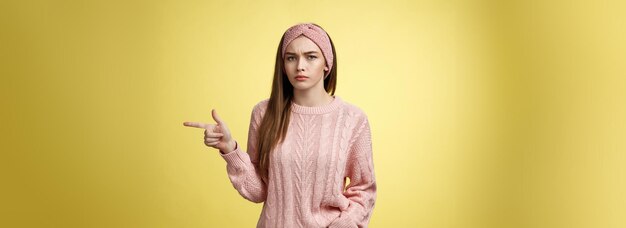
[293,88,333,107]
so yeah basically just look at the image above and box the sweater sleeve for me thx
[219,104,267,203]
[329,116,377,228]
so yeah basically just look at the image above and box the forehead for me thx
[285,36,322,53]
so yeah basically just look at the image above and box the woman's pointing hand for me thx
[183,109,237,154]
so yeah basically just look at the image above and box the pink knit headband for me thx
[281,23,334,77]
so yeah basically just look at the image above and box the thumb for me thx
[212,109,225,125]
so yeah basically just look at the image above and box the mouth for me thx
[295,76,308,81]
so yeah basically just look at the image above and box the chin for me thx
[292,85,312,91]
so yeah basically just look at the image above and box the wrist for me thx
[221,140,237,154]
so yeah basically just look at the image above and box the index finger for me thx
[183,122,208,129]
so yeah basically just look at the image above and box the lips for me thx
[295,76,308,80]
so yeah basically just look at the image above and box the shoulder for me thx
[252,98,270,113]
[338,97,372,144]
[250,98,270,122]
[248,98,270,126]
[338,96,369,126]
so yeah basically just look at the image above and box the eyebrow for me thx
[285,51,320,55]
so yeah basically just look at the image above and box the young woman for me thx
[184,23,376,228]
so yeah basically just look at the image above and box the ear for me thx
[324,67,329,71]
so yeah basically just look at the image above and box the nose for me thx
[297,58,306,72]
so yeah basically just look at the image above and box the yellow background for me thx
[1,0,625,227]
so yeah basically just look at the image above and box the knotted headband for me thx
[281,23,334,77]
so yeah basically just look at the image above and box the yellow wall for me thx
[1,0,625,227]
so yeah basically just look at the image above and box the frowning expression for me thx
[284,36,329,91]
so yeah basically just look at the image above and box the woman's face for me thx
[284,36,329,92]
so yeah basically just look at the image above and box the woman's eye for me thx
[286,57,295,61]
[307,56,317,60]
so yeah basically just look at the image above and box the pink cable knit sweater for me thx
[219,95,376,228]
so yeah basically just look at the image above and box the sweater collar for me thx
[290,95,342,114]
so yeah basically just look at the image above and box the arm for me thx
[219,104,267,203]
[329,117,377,228]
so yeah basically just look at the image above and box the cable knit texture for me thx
[220,95,376,228]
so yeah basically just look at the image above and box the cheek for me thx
[283,61,293,72]
[315,61,326,73]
